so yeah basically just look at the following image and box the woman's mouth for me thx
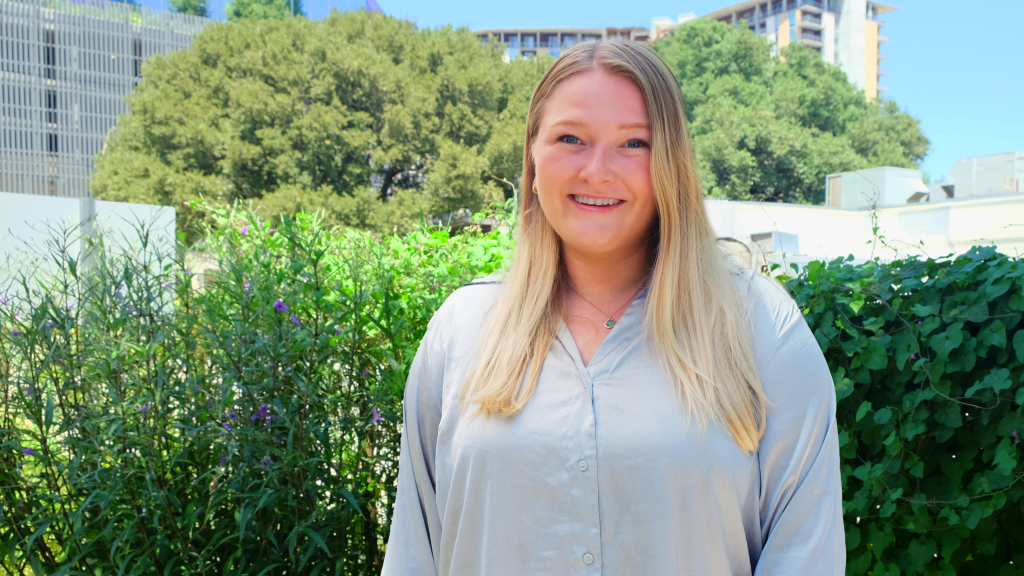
[572,195,622,206]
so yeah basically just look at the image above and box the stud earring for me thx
[532,183,539,194]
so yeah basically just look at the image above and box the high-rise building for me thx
[1,0,208,198]
[474,27,649,61]
[654,0,894,100]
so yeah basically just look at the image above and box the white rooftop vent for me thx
[751,231,799,256]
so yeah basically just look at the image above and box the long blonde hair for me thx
[460,40,768,454]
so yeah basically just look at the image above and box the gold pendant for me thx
[604,318,615,329]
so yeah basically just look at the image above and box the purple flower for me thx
[161,437,167,443]
[24,387,32,396]
[207,401,214,410]
[114,291,123,301]
[184,269,194,276]
[370,407,384,424]
[268,228,277,236]
[0,296,8,305]
[162,281,172,288]
[917,320,924,325]
[227,412,238,422]
[290,314,301,326]
[251,405,270,421]
[260,455,273,470]
[910,353,917,360]
[11,329,22,337]
[361,369,371,379]
[183,201,190,207]
[23,448,40,457]
[244,282,250,291]
[46,321,55,328]
[219,453,228,466]
[335,329,341,336]
[141,404,150,415]
[1014,431,1020,445]
[66,301,73,309]
[126,304,136,315]
[194,385,201,393]
[273,300,288,313]
[222,422,233,432]
[240,225,249,236]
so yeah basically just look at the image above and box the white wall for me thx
[942,152,1024,200]
[831,166,929,209]
[706,193,1024,268]
[836,0,866,90]
[0,193,176,294]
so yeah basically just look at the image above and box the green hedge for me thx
[784,247,1024,575]
[1,205,1022,575]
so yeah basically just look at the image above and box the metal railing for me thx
[801,32,823,42]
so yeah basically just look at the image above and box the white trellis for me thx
[0,0,209,198]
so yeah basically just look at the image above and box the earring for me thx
[532,183,539,194]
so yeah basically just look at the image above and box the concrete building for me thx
[650,13,697,41]
[825,166,930,210]
[930,152,1024,202]
[655,0,893,100]
[474,27,649,61]
[1,0,209,199]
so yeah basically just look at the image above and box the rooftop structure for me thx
[474,27,649,61]
[1,0,209,198]
[930,152,1024,202]
[654,0,895,100]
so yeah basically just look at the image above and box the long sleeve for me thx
[380,309,448,576]
[752,289,846,575]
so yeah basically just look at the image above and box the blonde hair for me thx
[459,40,767,454]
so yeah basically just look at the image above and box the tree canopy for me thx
[170,0,209,18]
[91,11,546,234]
[654,19,930,203]
[226,0,304,20]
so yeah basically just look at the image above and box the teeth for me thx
[573,195,621,206]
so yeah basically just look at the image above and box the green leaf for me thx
[910,303,933,317]
[929,322,964,361]
[907,537,937,571]
[856,401,872,422]
[303,527,332,557]
[1014,330,1024,363]
[873,407,893,425]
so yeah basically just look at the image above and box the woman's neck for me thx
[562,244,650,302]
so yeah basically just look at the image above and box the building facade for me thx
[1,0,208,198]
[655,0,893,100]
[474,27,649,61]
[931,152,1024,202]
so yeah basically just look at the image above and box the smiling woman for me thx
[382,40,845,576]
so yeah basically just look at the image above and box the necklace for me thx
[568,281,645,329]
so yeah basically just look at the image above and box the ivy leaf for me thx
[856,401,872,422]
[964,368,1011,398]
[928,322,964,361]
[993,438,1017,475]
[907,537,937,571]
[1014,330,1024,363]
[873,407,893,425]
[879,501,896,518]
[910,304,933,317]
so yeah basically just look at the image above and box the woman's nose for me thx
[577,145,615,185]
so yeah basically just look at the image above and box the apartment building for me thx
[1,0,208,198]
[475,27,649,61]
[653,0,893,100]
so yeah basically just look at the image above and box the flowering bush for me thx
[0,201,510,575]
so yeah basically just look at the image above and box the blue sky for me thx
[143,0,1022,182]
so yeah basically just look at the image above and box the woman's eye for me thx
[626,139,649,149]
[559,135,581,145]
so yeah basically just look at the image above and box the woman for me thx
[382,40,844,575]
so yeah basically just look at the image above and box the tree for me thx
[226,0,304,20]
[91,11,547,235]
[170,0,209,18]
[654,20,929,203]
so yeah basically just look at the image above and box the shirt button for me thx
[577,459,588,471]
[583,552,594,565]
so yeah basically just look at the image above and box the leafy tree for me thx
[170,0,209,18]
[91,11,545,235]
[654,20,930,203]
[227,0,303,20]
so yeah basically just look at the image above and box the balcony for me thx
[878,35,889,44]
[802,13,821,24]
[800,32,823,46]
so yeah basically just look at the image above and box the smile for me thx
[572,195,622,206]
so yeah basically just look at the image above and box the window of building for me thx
[523,35,536,48]
[550,49,560,57]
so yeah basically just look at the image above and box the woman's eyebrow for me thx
[548,120,650,131]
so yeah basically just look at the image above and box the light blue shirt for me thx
[382,274,845,575]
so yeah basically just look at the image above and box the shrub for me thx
[0,201,511,575]
[2,206,1022,575]
[783,247,1024,575]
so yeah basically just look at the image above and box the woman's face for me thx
[532,70,658,263]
